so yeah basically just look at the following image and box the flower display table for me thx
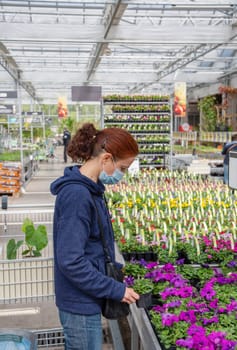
[128,303,161,350]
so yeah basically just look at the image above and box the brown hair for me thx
[67,123,139,162]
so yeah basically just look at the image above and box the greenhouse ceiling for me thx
[0,0,237,104]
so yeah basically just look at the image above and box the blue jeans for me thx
[59,309,102,350]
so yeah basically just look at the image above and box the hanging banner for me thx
[71,86,102,102]
[57,97,68,118]
[174,82,186,117]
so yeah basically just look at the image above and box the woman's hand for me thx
[122,287,140,304]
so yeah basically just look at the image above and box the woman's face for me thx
[103,155,135,175]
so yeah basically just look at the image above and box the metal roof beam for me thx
[0,41,41,101]
[86,0,127,81]
[129,38,237,93]
[0,1,112,10]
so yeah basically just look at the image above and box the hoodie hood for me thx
[50,165,105,196]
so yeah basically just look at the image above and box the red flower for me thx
[120,236,126,244]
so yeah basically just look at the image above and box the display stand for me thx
[128,304,161,350]
[103,95,171,168]
[112,244,161,350]
[0,162,21,196]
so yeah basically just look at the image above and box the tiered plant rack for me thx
[103,95,172,168]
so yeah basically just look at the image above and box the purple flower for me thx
[218,307,226,313]
[202,315,219,325]
[152,304,164,313]
[138,259,147,267]
[161,312,179,327]
[176,337,193,348]
[164,300,182,309]
[162,272,176,282]
[179,310,197,324]
[187,324,206,336]
[160,287,176,300]
[178,286,194,298]
[200,284,216,300]
[221,339,237,350]
[201,263,210,268]
[187,300,208,313]
[145,262,158,270]
[170,275,187,288]
[176,258,185,265]
[124,276,134,287]
[161,263,175,273]
[226,300,237,312]
[227,260,237,268]
[209,298,218,309]
[216,276,232,285]
[192,334,214,349]
[207,331,226,346]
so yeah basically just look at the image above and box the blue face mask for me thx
[99,168,124,185]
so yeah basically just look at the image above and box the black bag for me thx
[92,196,130,320]
[102,262,130,319]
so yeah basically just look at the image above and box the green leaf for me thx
[25,224,35,245]
[7,239,23,259]
[32,250,41,257]
[33,225,48,251]
[22,249,31,256]
[22,218,34,233]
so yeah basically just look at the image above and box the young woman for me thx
[50,123,140,350]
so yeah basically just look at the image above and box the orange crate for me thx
[0,169,21,178]
[0,176,20,186]
[0,184,20,192]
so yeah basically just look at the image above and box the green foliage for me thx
[154,245,178,264]
[123,262,147,278]
[0,150,33,161]
[150,311,189,350]
[7,218,48,259]
[177,265,214,287]
[133,278,154,294]
[153,281,169,295]
[198,95,217,131]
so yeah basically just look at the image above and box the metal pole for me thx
[170,97,173,172]
[100,99,104,129]
[16,79,24,184]
[43,112,46,140]
[31,125,33,144]
[76,105,79,122]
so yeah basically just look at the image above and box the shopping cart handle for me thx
[2,195,8,210]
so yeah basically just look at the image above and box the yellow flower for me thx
[182,202,189,208]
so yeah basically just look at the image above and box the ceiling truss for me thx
[0,0,237,103]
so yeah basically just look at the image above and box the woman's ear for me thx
[101,152,112,163]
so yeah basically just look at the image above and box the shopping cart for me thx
[0,329,37,350]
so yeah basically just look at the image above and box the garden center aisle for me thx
[4,145,114,350]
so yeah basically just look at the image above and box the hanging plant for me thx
[198,96,217,131]
[218,85,237,95]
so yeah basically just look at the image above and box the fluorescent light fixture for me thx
[0,308,40,316]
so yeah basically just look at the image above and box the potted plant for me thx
[132,278,154,308]
[2,218,51,304]
[7,218,48,259]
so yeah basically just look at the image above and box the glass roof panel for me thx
[0,0,237,103]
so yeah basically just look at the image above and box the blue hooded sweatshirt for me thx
[50,165,125,315]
